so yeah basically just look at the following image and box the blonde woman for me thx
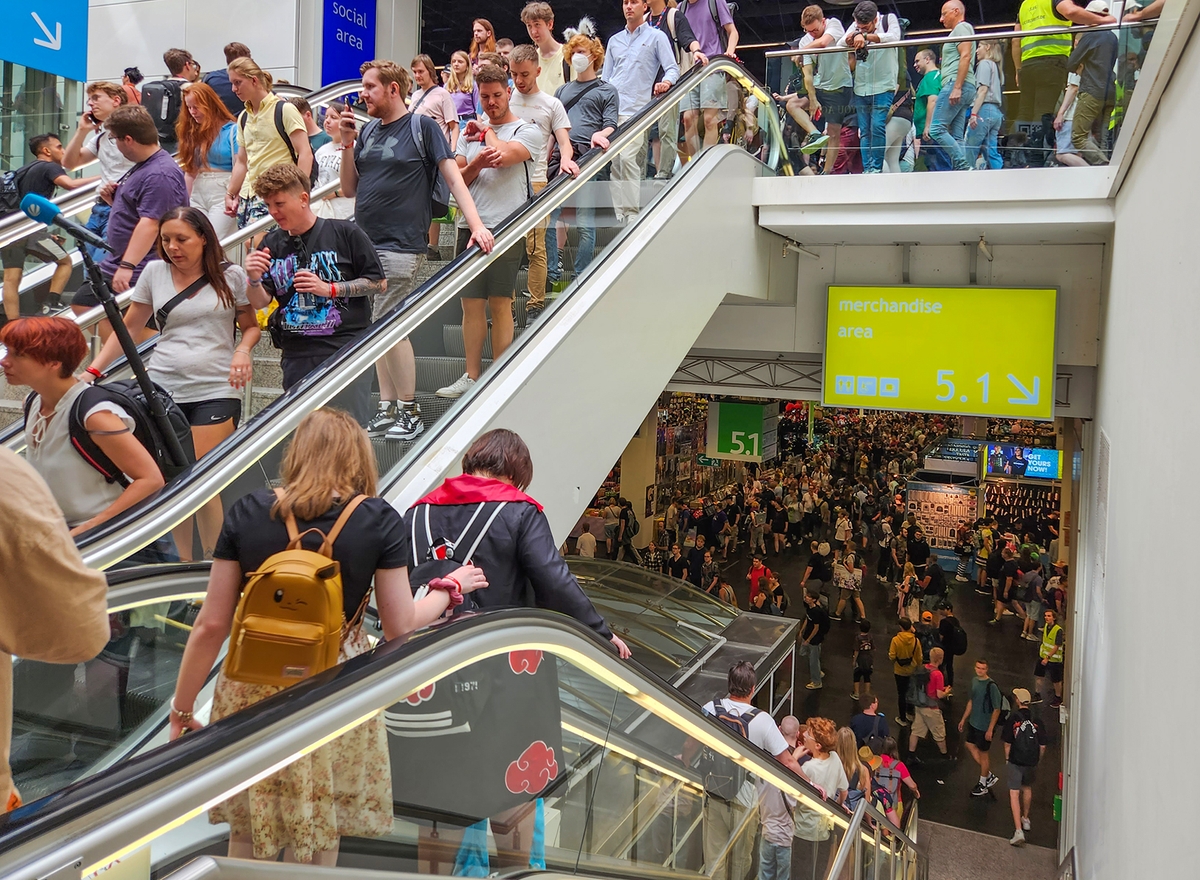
[837,726,872,810]
[965,41,1005,170]
[168,408,487,863]
[223,56,314,228]
[897,561,919,619]
[447,51,479,124]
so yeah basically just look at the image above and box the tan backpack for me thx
[223,492,369,688]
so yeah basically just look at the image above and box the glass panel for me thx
[48,64,788,569]
[766,21,1158,173]
[9,596,204,801]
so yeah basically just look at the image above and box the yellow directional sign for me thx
[822,285,1056,420]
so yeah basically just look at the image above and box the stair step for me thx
[441,324,527,359]
[415,356,490,393]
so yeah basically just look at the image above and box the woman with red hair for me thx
[0,317,164,536]
[177,81,238,242]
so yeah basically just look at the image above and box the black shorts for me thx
[177,397,241,427]
[457,227,522,300]
[965,723,993,750]
[1035,659,1064,683]
[1,235,68,270]
[816,87,856,126]
[853,667,873,683]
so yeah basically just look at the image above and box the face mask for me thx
[571,53,592,74]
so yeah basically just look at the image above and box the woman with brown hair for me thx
[82,207,259,560]
[177,81,238,241]
[468,19,498,68]
[406,428,631,658]
[168,407,488,863]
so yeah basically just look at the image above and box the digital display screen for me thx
[984,444,1062,480]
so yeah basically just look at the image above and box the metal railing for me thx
[826,796,926,880]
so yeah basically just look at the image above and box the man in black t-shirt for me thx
[908,528,931,578]
[1,134,97,320]
[989,547,1022,626]
[244,164,384,425]
[340,60,492,443]
[666,543,689,581]
[800,584,830,689]
[921,555,947,611]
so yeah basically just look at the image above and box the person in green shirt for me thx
[912,49,948,171]
[958,659,1003,796]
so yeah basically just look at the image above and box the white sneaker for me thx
[1009,829,1025,847]
[436,373,475,399]
[1022,817,1031,831]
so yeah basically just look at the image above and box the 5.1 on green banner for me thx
[706,402,770,462]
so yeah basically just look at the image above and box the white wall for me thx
[87,0,310,85]
[1072,16,1200,880]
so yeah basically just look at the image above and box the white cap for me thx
[1085,0,1110,12]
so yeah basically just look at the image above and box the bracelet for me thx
[330,282,337,298]
[234,348,251,357]
[427,576,465,607]
[118,260,136,270]
[170,699,194,723]
[248,277,263,287]
[85,366,105,379]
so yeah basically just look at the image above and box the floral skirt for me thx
[207,627,393,861]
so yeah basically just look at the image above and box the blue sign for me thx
[0,0,89,82]
[322,0,376,87]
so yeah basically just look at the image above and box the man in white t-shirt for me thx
[697,662,805,880]
[576,522,598,557]
[508,44,576,321]
[438,64,545,400]
[63,81,135,261]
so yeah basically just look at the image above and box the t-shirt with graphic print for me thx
[259,217,384,357]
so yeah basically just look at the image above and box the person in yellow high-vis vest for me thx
[1035,608,1065,708]
[1011,0,1115,147]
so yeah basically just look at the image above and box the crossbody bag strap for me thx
[561,80,602,114]
[154,274,212,330]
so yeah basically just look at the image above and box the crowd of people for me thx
[778,0,1155,174]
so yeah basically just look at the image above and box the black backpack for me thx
[698,699,761,801]
[0,165,28,216]
[239,99,319,188]
[864,713,887,756]
[141,79,185,146]
[1009,716,1041,766]
[407,501,509,611]
[944,616,969,656]
[26,380,196,487]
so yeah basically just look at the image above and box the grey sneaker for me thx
[385,405,424,441]
[366,403,399,437]
[800,132,830,154]
[436,372,476,399]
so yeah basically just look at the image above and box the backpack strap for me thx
[273,99,300,165]
[275,489,366,558]
[411,500,508,565]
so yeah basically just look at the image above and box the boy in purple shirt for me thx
[681,0,739,154]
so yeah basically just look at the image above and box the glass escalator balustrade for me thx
[20,60,789,570]
[0,611,922,880]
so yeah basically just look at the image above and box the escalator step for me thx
[415,356,491,393]
[442,325,526,359]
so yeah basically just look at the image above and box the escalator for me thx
[0,603,925,880]
[2,58,795,569]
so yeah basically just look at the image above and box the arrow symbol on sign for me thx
[31,13,62,51]
[1006,374,1040,406]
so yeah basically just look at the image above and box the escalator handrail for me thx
[0,79,367,252]
[0,608,893,878]
[67,57,788,569]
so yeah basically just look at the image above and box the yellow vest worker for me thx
[1013,0,1074,134]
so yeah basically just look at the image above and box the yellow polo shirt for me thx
[236,92,306,197]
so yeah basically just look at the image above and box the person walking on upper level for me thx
[840,1,902,174]
[437,64,543,400]
[927,0,977,171]
[63,82,134,264]
[1066,0,1119,165]
[1011,0,1114,147]
[604,0,680,223]
[339,60,491,438]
